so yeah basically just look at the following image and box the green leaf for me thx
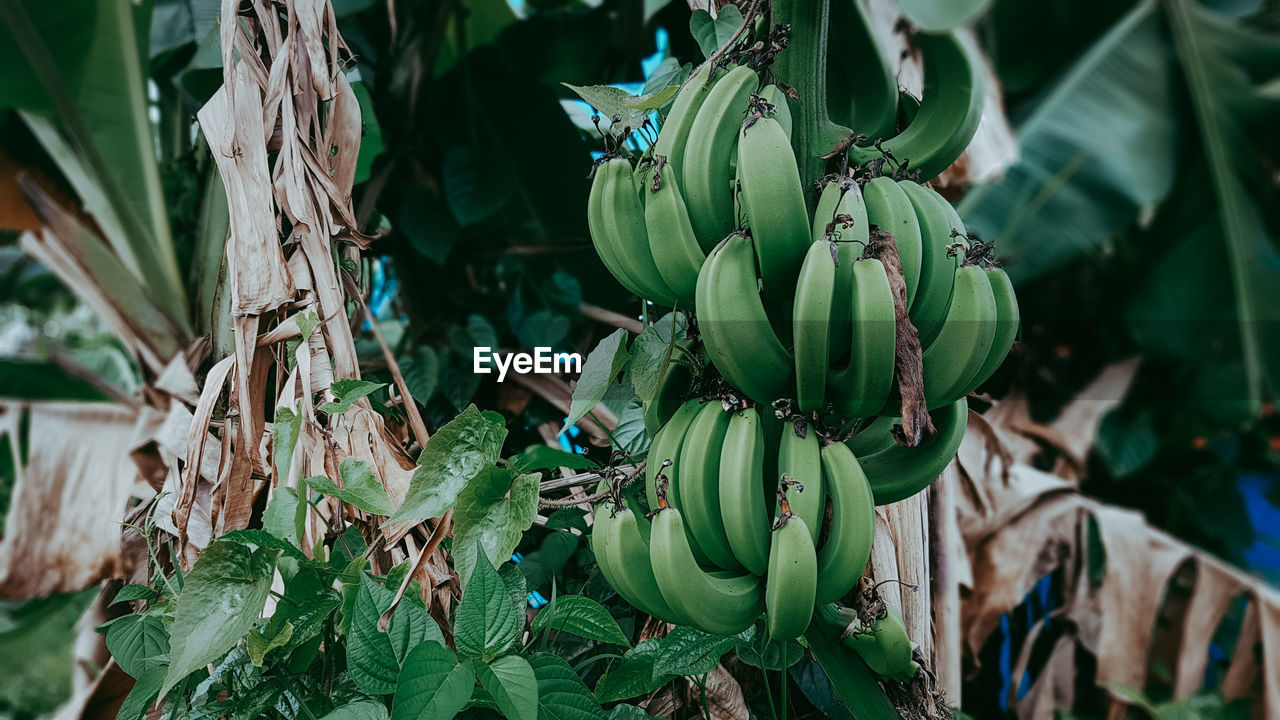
[111,583,158,605]
[531,596,629,647]
[391,643,473,720]
[452,469,540,592]
[273,407,302,483]
[689,5,743,59]
[219,529,309,562]
[116,664,165,720]
[400,346,440,405]
[476,655,539,720]
[610,398,651,461]
[1096,409,1159,477]
[594,641,671,704]
[246,620,294,667]
[1166,0,1280,413]
[622,86,680,112]
[650,626,740,677]
[787,656,857,720]
[320,701,391,720]
[563,329,630,434]
[0,0,96,109]
[305,458,396,516]
[735,625,804,670]
[607,705,657,720]
[262,487,307,549]
[898,0,993,33]
[959,0,1178,283]
[160,541,279,697]
[561,84,644,123]
[348,574,446,695]
[5,0,191,324]
[351,80,383,186]
[442,145,513,227]
[517,532,580,593]
[320,379,388,416]
[388,405,508,523]
[104,613,169,678]
[544,508,589,533]
[530,653,606,720]
[628,324,691,406]
[642,58,691,97]
[500,563,529,618]
[450,314,500,358]
[511,446,600,473]
[455,547,521,661]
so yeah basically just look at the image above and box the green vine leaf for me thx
[103,614,169,678]
[452,468,540,591]
[387,405,508,524]
[305,458,396,516]
[320,701,392,720]
[531,595,630,647]
[159,541,279,698]
[455,546,522,661]
[476,655,539,720]
[650,626,741,678]
[531,653,606,720]
[390,643,473,720]
[319,378,388,416]
[563,328,630,434]
[347,574,445,695]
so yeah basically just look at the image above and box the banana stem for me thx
[769,0,853,209]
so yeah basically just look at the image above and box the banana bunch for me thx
[593,400,875,640]
[585,15,1018,647]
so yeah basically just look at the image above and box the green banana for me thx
[960,267,1020,395]
[776,424,824,544]
[593,498,689,624]
[849,31,986,181]
[793,239,838,412]
[827,259,896,419]
[587,160,648,298]
[645,399,702,511]
[593,157,679,305]
[738,116,811,314]
[677,401,740,569]
[644,166,705,305]
[718,406,772,576]
[811,177,846,244]
[651,62,718,188]
[758,84,793,139]
[828,180,870,362]
[696,231,794,405]
[827,0,899,143]
[862,176,923,309]
[817,603,919,683]
[815,441,875,604]
[683,65,758,250]
[856,398,968,505]
[764,513,818,642]
[899,181,962,349]
[848,416,899,457]
[921,266,997,409]
[649,507,764,634]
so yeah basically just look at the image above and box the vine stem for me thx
[769,0,853,209]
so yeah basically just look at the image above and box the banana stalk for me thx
[769,0,853,209]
